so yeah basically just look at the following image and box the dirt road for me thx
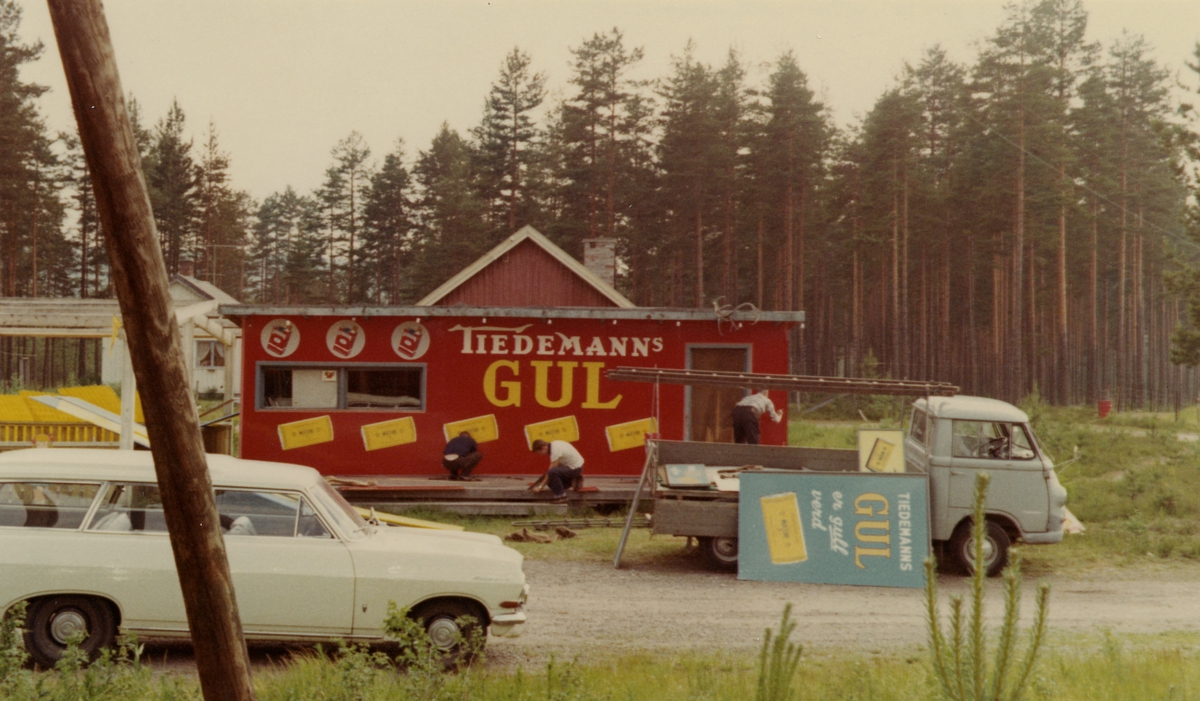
[484,558,1200,668]
[137,557,1200,672]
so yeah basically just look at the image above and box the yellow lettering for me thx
[854,546,891,569]
[581,362,622,409]
[854,493,890,517]
[483,360,521,407]
[532,360,576,408]
[854,520,890,544]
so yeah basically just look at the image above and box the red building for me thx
[222,227,802,477]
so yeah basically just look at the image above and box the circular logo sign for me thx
[260,318,300,358]
[326,319,366,359]
[391,321,430,360]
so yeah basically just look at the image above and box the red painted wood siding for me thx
[436,239,619,307]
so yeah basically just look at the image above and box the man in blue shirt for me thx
[442,431,482,481]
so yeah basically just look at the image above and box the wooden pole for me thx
[44,3,257,700]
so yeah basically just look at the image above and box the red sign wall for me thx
[239,314,792,476]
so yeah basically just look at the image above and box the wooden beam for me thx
[606,367,958,397]
[44,3,256,700]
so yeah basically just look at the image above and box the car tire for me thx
[699,536,739,572]
[410,599,486,666]
[949,519,1010,578]
[24,595,117,668]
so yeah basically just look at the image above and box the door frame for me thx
[684,344,752,441]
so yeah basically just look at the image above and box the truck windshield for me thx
[951,420,1036,460]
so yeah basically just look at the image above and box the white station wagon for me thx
[0,449,528,667]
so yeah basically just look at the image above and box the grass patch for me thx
[10,635,1200,700]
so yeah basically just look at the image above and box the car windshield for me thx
[311,480,369,540]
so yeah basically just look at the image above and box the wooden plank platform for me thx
[330,474,642,516]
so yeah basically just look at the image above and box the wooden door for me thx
[688,347,748,442]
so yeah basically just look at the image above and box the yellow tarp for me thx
[58,385,144,423]
[17,391,78,423]
[0,395,37,423]
[0,386,144,425]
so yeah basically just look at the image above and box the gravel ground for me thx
[138,557,1200,673]
[483,557,1200,669]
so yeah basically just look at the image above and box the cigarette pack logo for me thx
[260,319,300,358]
[391,321,430,360]
[326,320,366,359]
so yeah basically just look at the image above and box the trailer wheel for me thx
[699,536,739,571]
[949,519,1010,577]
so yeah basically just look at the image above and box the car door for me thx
[216,489,356,636]
[84,482,187,633]
[947,420,1050,535]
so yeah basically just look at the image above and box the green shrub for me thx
[925,472,1050,701]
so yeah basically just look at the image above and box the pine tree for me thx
[0,0,63,297]
[556,28,649,255]
[473,47,546,235]
[316,132,373,303]
[195,121,252,297]
[146,99,198,276]
[411,123,490,297]
[362,140,415,303]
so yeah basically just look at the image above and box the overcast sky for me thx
[16,0,1200,202]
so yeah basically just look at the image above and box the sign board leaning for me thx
[738,471,930,588]
[857,429,906,473]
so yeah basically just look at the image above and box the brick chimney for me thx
[582,238,616,287]
[178,259,195,277]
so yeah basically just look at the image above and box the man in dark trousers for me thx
[530,439,584,503]
[442,431,482,481]
[731,389,782,444]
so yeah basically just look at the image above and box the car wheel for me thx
[24,595,117,668]
[410,600,486,666]
[949,520,1010,577]
[699,536,739,572]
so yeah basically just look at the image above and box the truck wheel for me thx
[24,595,116,669]
[949,520,1010,577]
[699,536,739,571]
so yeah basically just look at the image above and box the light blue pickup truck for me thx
[645,395,1068,577]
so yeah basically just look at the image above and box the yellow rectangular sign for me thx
[443,414,499,443]
[760,491,808,565]
[605,416,658,452]
[524,415,579,448]
[857,429,906,472]
[361,416,417,452]
[278,415,334,451]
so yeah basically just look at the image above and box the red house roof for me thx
[416,226,635,308]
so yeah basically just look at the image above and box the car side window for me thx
[298,498,332,539]
[88,483,168,532]
[909,409,928,445]
[215,489,316,537]
[0,482,101,529]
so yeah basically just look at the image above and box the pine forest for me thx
[4,0,1200,410]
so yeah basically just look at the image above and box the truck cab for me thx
[905,395,1068,575]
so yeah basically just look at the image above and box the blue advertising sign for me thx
[738,471,930,588]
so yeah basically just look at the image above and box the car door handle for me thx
[950,470,965,476]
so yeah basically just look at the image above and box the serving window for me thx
[258,364,425,411]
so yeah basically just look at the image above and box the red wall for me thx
[239,313,792,476]
[437,239,620,308]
